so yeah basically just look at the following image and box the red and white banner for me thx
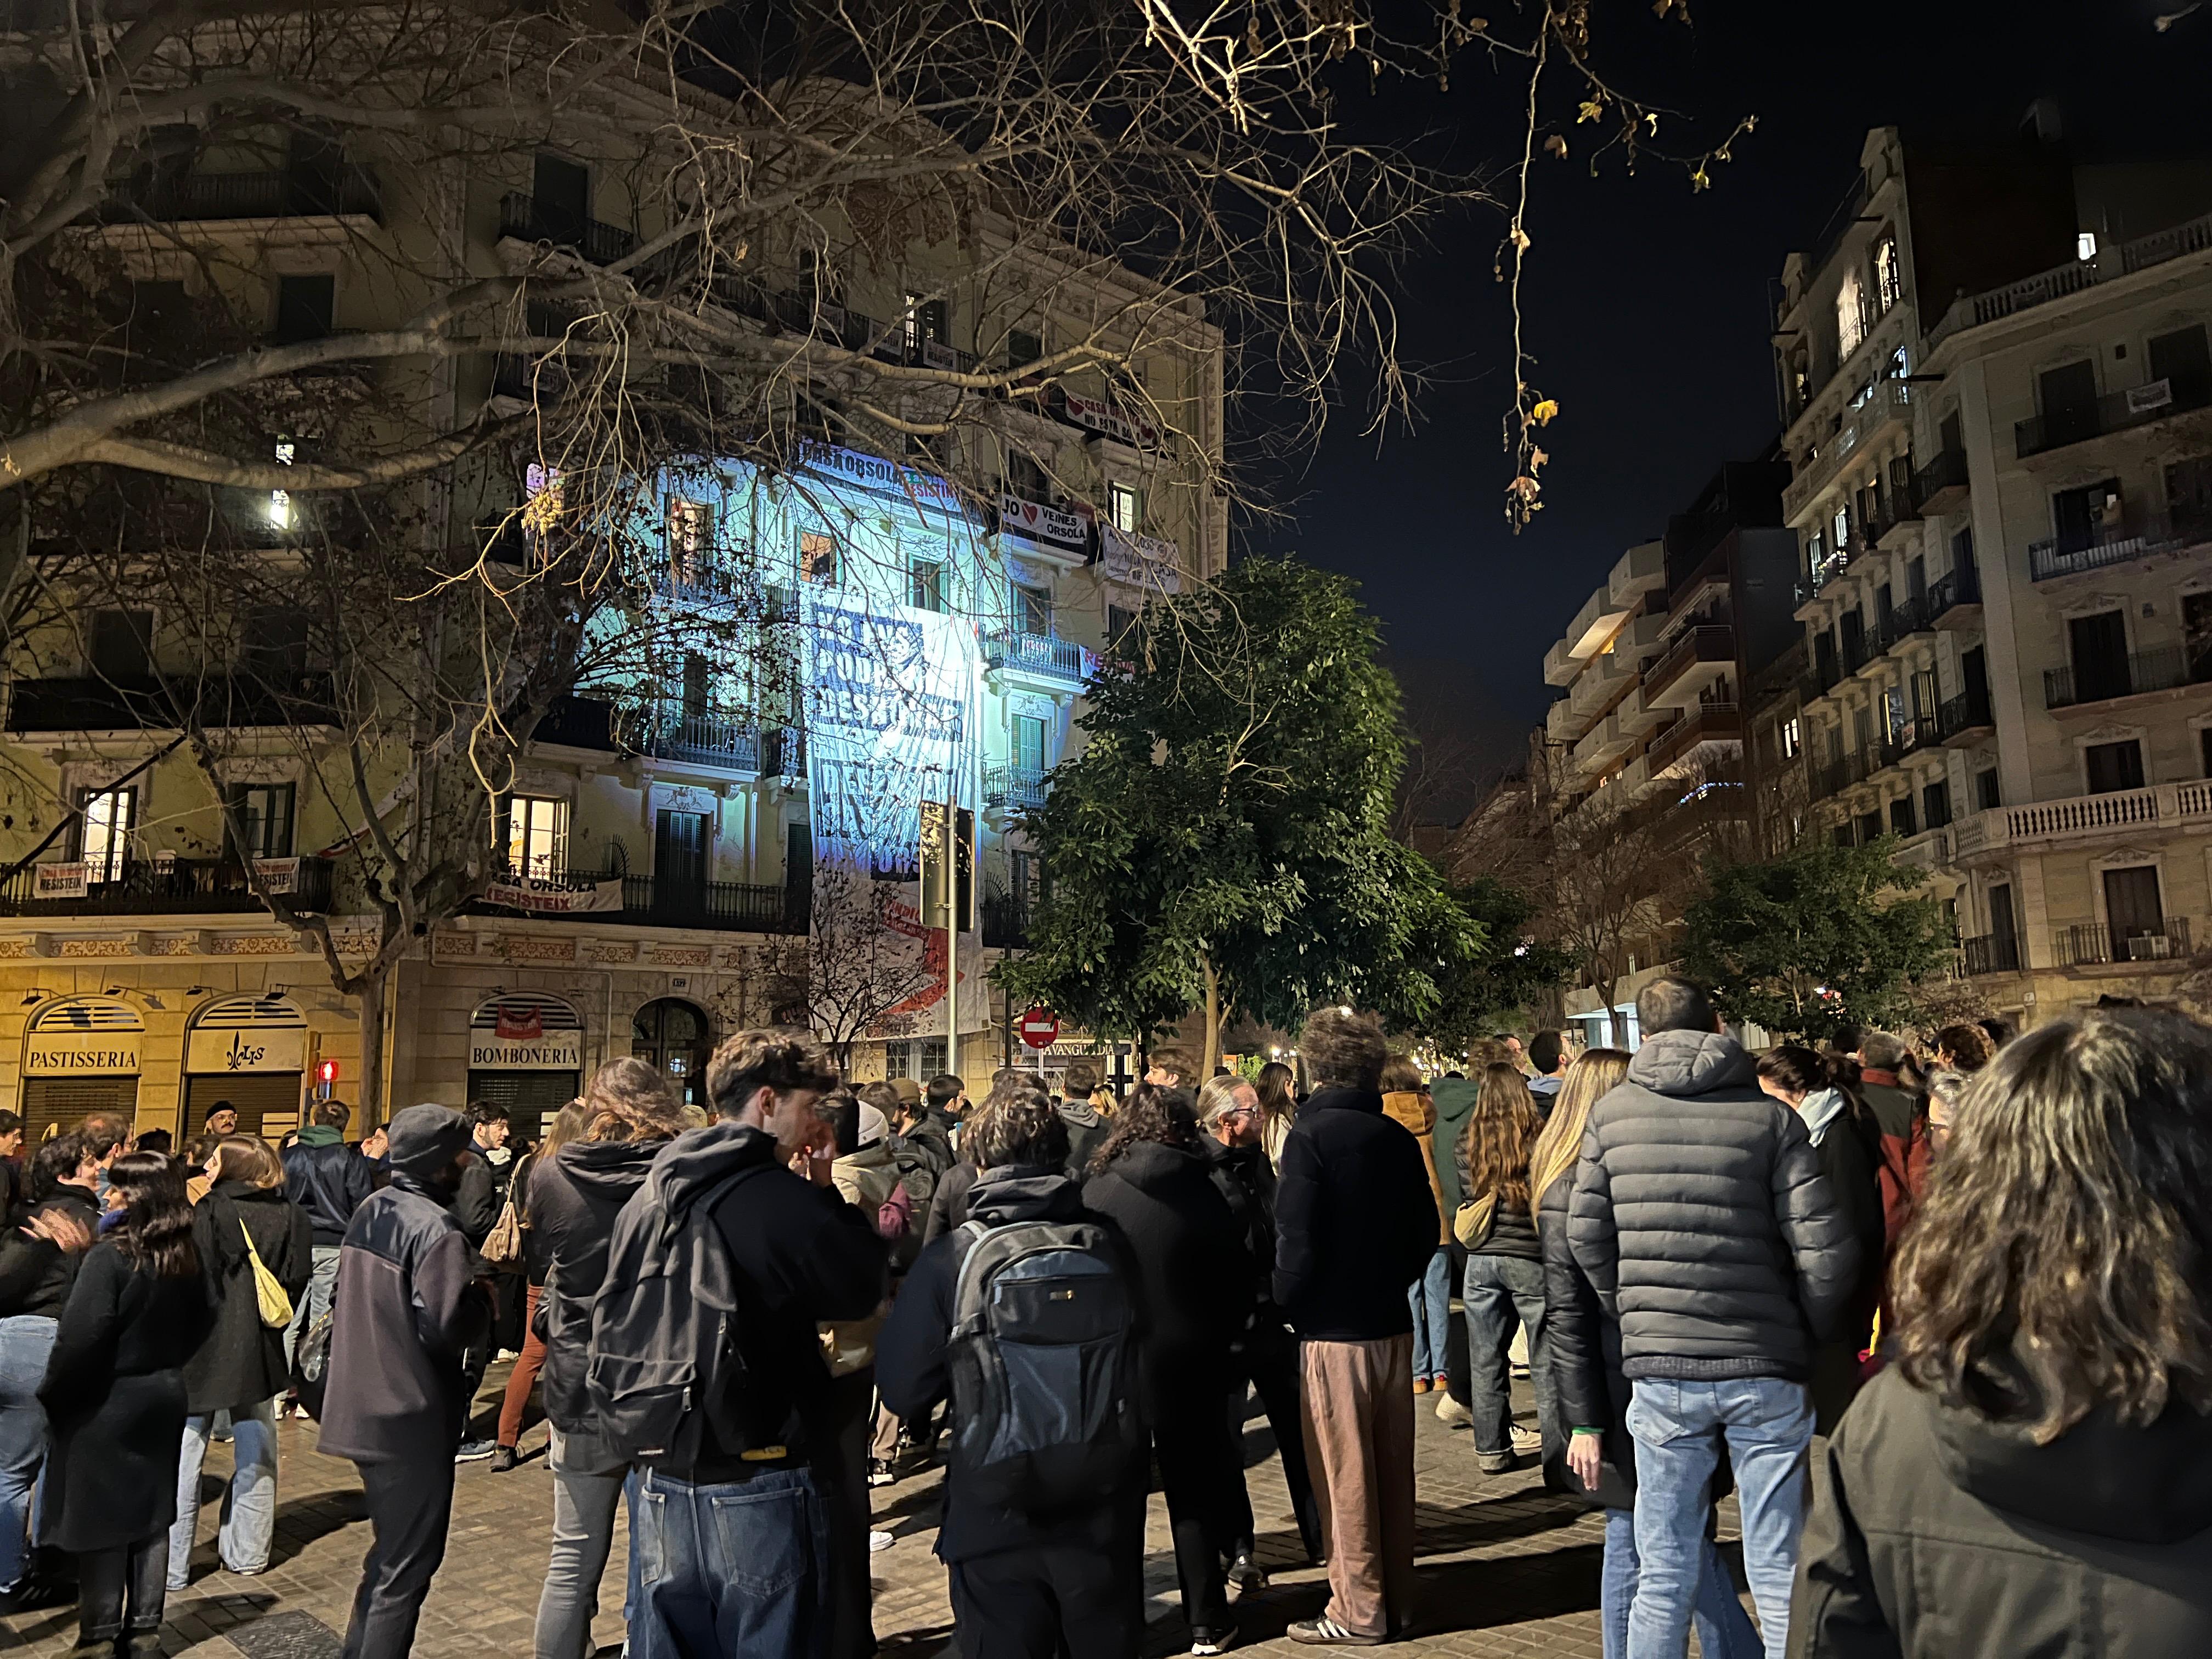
[484,875,624,913]
[996,494,1091,558]
[1061,392,1160,451]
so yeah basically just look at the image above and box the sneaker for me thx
[1286,1616,1380,1646]
[496,1348,521,1362]
[490,1446,519,1472]
[867,1458,894,1488]
[868,1530,896,1553]
[1432,1372,1449,1392]
[454,1438,498,1463]
[292,1403,314,1420]
[1189,1625,1237,1656]
[1510,1425,1542,1454]
[1434,1393,1472,1426]
[1476,1449,1519,1474]
[1410,1376,1430,1395]
[1226,1551,1267,1594]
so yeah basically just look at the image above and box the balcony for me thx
[2055,917,2193,969]
[2028,507,2212,583]
[1810,746,1872,803]
[1647,702,1741,775]
[1784,380,1913,523]
[530,695,617,752]
[499,192,642,268]
[1926,210,2212,351]
[1641,625,1734,703]
[1937,690,1994,746]
[1960,932,2023,976]
[981,891,1032,950]
[1913,449,1971,516]
[984,631,1089,685]
[470,867,806,934]
[613,706,761,772]
[1872,595,1932,657]
[6,673,337,733]
[763,725,806,780]
[1927,565,1983,629]
[1951,780,2212,859]
[101,166,381,224]
[1892,826,1954,872]
[985,764,1049,816]
[1872,715,1947,775]
[2044,644,2210,710]
[1869,488,1922,551]
[2017,376,2212,460]
[0,855,332,918]
[1570,710,1633,778]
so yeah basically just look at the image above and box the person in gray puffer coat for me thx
[1568,977,1858,1659]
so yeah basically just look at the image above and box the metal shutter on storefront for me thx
[183,1073,304,1140]
[465,1070,580,1147]
[21,1076,140,1143]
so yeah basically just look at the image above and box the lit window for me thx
[80,787,136,884]
[1781,717,1802,759]
[2078,231,2098,261]
[1107,482,1141,534]
[1872,233,1901,314]
[1837,267,1867,359]
[270,435,295,528]
[799,530,838,584]
[668,499,714,582]
[1833,504,1850,552]
[506,795,568,877]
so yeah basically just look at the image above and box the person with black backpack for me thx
[585,1029,886,1659]
[877,1081,1148,1659]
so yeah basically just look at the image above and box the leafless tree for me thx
[777,860,941,1074]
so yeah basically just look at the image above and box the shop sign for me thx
[996,494,1091,558]
[25,1037,140,1075]
[34,863,88,899]
[1061,392,1160,450]
[186,1026,307,1074]
[1098,525,1183,595]
[483,875,624,913]
[469,1030,582,1070]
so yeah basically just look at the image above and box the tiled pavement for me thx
[0,1364,1748,1658]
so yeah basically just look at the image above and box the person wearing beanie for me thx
[319,1105,493,1659]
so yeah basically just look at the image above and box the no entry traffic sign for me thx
[1019,1007,1060,1049]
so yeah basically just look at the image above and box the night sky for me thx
[1251,0,2212,806]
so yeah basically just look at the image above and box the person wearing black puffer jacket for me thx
[171,1136,312,1590]
[1272,1007,1439,1647]
[1082,1084,1254,1656]
[1568,978,1858,1659]
[526,1058,687,1659]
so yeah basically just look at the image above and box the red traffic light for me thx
[315,1059,340,1084]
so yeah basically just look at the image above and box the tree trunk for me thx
[358,966,388,1128]
[1201,956,1223,1076]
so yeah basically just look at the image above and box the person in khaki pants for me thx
[1271,1008,1441,1644]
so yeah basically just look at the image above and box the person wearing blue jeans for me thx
[1564,980,1860,1659]
[1624,1376,1813,1658]
[630,1465,834,1659]
[1406,1248,1451,1386]
[1462,1251,1559,1469]
[0,1313,58,1596]
[1602,1509,1759,1659]
[168,1400,280,1585]
[283,1244,342,1372]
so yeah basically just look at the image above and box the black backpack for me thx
[584,1160,766,1460]
[945,1217,1144,1511]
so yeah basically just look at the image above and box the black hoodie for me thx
[1273,1085,1438,1341]
[529,1137,669,1432]
[877,1165,1148,1562]
[641,1122,887,1482]
[1791,1365,2212,1656]
[1083,1140,1252,1404]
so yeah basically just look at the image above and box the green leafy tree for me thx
[1415,877,1572,1057]
[998,558,1480,1067]
[1681,837,1952,1043]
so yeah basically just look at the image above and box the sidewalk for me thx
[0,1366,1674,1658]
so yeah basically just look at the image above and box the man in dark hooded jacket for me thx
[321,1104,492,1659]
[1568,977,1858,1659]
[878,1088,1148,1659]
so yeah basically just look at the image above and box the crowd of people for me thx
[0,980,2205,1658]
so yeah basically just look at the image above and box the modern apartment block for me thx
[1538,462,1798,1047]
[1773,123,2212,1023]
[0,17,1222,1138]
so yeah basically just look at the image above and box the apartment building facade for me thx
[0,20,1223,1140]
[1538,464,1797,1047]
[1777,125,2212,1024]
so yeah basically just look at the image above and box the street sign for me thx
[1018,1008,1060,1049]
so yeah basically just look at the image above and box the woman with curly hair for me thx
[1792,1007,2212,1654]
[1084,1083,1254,1651]
[40,1150,211,1655]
